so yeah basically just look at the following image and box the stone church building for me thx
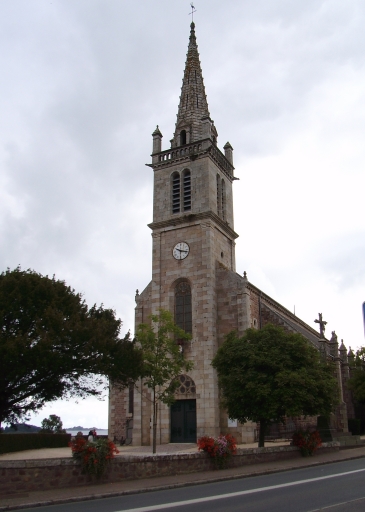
[109,22,354,445]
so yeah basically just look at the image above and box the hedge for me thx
[0,433,71,454]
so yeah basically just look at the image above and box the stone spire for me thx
[172,22,217,147]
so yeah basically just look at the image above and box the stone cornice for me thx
[147,138,235,182]
[148,210,239,240]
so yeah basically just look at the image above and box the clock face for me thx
[173,242,190,260]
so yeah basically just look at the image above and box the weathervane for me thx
[189,3,197,22]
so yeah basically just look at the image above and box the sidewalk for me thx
[1,443,365,511]
[0,440,290,461]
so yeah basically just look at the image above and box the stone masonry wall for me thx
[0,444,339,496]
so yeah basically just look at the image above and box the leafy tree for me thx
[212,324,339,447]
[0,267,143,426]
[348,348,365,402]
[136,310,193,454]
[40,414,65,433]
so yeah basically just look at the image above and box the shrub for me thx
[197,434,237,469]
[69,437,119,478]
[292,429,322,456]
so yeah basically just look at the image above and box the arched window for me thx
[172,172,180,213]
[180,130,187,146]
[183,170,191,211]
[175,281,192,334]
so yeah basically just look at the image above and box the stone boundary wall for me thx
[0,443,339,496]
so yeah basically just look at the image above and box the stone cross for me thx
[314,313,327,338]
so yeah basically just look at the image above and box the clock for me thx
[173,242,190,260]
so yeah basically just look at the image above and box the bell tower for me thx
[131,22,239,446]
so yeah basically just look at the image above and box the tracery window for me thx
[174,374,196,396]
[175,281,192,334]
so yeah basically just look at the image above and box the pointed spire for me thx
[172,22,216,147]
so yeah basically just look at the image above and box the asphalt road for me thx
[21,458,365,512]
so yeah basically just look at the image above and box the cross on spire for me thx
[189,3,197,22]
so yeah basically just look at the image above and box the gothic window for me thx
[175,281,192,334]
[172,172,181,213]
[180,130,187,145]
[183,170,191,211]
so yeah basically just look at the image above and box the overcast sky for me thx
[1,0,365,429]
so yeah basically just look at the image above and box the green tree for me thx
[348,348,365,402]
[136,310,193,454]
[0,267,143,426]
[212,324,338,447]
[40,414,65,433]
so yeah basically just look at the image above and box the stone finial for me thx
[243,271,248,282]
[329,330,339,358]
[152,126,163,154]
[347,346,355,365]
[339,339,346,353]
[189,21,197,46]
[152,125,162,137]
[135,289,139,303]
[223,142,234,165]
[330,331,338,343]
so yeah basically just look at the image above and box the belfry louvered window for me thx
[216,174,221,217]
[172,172,181,213]
[183,170,191,211]
[175,281,192,334]
[221,179,226,220]
[217,175,226,220]
[172,170,191,214]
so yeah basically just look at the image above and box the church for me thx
[109,22,354,445]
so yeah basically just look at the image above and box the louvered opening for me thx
[172,172,181,213]
[183,170,191,211]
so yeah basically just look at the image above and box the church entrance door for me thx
[170,399,196,443]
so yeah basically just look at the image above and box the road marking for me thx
[307,495,365,511]
[116,467,365,511]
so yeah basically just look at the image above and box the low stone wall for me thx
[0,443,339,496]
